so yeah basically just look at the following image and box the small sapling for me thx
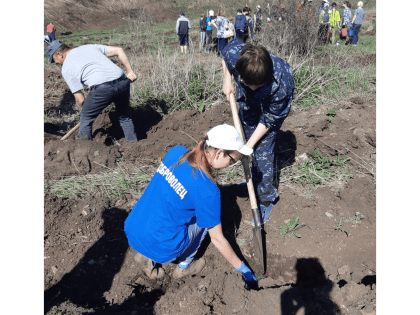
[278,216,306,243]
[335,217,349,236]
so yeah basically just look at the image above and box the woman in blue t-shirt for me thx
[124,124,257,284]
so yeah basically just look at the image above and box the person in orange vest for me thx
[47,23,56,42]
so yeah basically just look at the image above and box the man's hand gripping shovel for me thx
[229,93,265,274]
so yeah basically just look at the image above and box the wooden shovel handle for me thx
[60,123,80,140]
[229,93,259,210]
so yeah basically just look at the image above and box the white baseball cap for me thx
[209,10,214,16]
[206,124,253,156]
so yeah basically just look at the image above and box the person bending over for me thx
[221,38,295,225]
[46,40,138,141]
[124,124,257,285]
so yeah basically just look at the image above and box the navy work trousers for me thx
[242,123,280,205]
[79,75,137,142]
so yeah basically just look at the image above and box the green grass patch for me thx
[316,33,376,56]
[280,149,354,187]
[45,164,154,200]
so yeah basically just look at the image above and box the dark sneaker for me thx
[134,253,165,279]
[172,258,206,279]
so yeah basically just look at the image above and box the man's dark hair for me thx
[236,44,273,86]
[55,43,70,55]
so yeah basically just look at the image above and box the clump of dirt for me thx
[45,95,376,314]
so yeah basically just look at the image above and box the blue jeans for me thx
[352,24,361,45]
[134,218,208,267]
[175,219,208,268]
[200,31,206,48]
[79,75,137,141]
[47,32,56,42]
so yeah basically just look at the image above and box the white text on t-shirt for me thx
[156,162,188,200]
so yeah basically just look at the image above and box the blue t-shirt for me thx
[124,146,221,263]
[206,16,212,31]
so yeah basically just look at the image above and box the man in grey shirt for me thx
[46,40,138,141]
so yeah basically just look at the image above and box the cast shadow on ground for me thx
[275,130,297,171]
[44,207,129,314]
[95,104,162,142]
[206,130,298,273]
[280,258,341,315]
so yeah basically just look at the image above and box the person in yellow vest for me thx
[329,3,341,45]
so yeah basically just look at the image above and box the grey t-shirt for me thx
[62,44,124,93]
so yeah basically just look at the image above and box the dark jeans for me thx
[218,38,227,53]
[317,24,329,45]
[352,24,361,45]
[79,75,137,141]
[235,29,245,42]
[47,32,56,42]
[206,30,213,52]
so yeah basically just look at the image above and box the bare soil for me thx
[45,92,376,314]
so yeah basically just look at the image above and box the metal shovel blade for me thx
[252,207,265,273]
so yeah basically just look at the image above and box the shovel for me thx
[60,123,80,140]
[229,93,265,273]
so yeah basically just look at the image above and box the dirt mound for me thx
[351,53,376,66]
[45,95,376,314]
[360,29,376,36]
[44,0,179,32]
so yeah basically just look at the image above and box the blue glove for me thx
[234,261,257,283]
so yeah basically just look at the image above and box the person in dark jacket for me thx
[199,12,207,50]
[176,11,191,54]
[242,6,253,42]
[234,9,249,42]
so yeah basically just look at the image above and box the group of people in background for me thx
[177,5,259,55]
[175,1,366,54]
[318,0,365,46]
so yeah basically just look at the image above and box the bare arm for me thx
[351,11,356,24]
[74,91,85,107]
[106,46,137,82]
[208,224,242,269]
